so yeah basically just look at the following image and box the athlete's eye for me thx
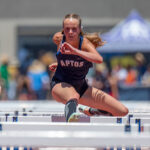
[64,27,78,33]
[72,28,77,32]
[64,27,70,32]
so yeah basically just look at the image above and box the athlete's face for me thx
[63,18,81,42]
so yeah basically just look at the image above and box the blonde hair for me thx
[83,32,106,48]
[62,13,105,48]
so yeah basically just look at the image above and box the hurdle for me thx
[0,113,150,127]
[130,118,150,124]
[0,115,129,123]
[0,100,150,149]
[0,116,149,134]
[0,111,150,117]
[0,130,150,148]
[1,115,149,124]
[0,122,141,132]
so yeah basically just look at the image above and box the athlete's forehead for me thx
[63,18,80,27]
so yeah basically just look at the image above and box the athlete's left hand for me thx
[60,42,76,55]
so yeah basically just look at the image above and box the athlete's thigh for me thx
[52,82,80,104]
[79,86,128,116]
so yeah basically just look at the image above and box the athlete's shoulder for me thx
[53,32,63,45]
[82,36,94,45]
[82,36,95,50]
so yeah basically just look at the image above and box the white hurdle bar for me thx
[0,122,140,132]
[1,116,150,125]
[0,131,150,148]
[0,116,128,123]
[1,112,150,118]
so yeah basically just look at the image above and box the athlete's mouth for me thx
[68,36,74,39]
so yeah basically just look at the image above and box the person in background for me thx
[7,63,18,100]
[142,64,150,86]
[112,64,128,85]
[125,65,138,85]
[0,55,9,100]
[17,75,33,100]
[49,14,128,122]
[92,63,119,99]
[134,52,146,83]
[27,60,50,100]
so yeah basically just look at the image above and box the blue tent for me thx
[98,10,150,53]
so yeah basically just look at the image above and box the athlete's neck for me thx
[66,38,80,49]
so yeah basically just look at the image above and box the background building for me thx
[0,0,150,62]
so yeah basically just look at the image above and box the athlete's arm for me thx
[61,38,103,64]
[80,38,103,63]
[53,32,63,46]
[50,32,62,72]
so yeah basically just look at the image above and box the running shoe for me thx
[78,106,93,116]
[68,112,80,122]
[79,105,112,116]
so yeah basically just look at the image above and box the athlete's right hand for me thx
[49,63,58,72]
[60,42,76,55]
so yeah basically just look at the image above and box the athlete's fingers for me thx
[60,43,73,54]
[49,65,56,71]
[61,49,71,54]
[49,67,55,72]
[61,42,71,50]
[60,46,66,53]
[64,42,73,49]
[60,48,70,54]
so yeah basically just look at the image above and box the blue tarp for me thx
[98,10,150,53]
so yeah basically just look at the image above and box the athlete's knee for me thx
[112,106,129,117]
[119,106,129,116]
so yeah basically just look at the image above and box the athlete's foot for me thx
[78,106,93,116]
[79,106,112,116]
[68,112,80,122]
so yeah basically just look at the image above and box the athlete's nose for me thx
[69,29,73,34]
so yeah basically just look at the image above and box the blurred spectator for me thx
[27,60,50,100]
[40,52,55,66]
[134,52,146,83]
[107,70,119,99]
[142,64,150,86]
[0,55,9,100]
[18,47,33,75]
[17,75,34,100]
[92,63,118,98]
[92,63,108,90]
[0,55,9,89]
[18,47,29,63]
[7,63,18,100]
[112,64,128,84]
[39,52,56,79]
[125,65,138,85]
